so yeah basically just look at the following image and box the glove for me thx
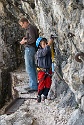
[50,34,54,40]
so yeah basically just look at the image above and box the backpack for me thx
[33,26,39,52]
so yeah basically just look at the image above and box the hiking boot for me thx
[37,95,41,103]
[42,96,47,101]
[24,87,31,91]
[28,89,37,93]
[25,87,37,93]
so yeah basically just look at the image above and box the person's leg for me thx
[25,47,37,90]
[43,88,50,97]
[43,70,52,99]
[37,89,44,103]
[38,71,45,94]
[37,71,45,102]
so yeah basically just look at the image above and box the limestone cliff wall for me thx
[0,0,24,107]
[0,0,84,124]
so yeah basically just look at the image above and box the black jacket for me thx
[37,45,52,69]
[25,24,39,47]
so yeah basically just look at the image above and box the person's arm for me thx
[37,46,50,57]
[47,38,54,46]
[48,34,56,46]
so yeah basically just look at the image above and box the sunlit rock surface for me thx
[0,0,84,124]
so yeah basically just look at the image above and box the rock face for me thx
[0,0,84,124]
[0,0,24,107]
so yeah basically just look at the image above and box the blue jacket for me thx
[37,45,52,69]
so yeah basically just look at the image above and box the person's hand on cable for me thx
[50,34,58,40]
[47,35,55,46]
[50,34,55,40]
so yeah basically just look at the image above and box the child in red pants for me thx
[36,37,54,102]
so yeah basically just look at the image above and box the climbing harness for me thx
[37,68,52,84]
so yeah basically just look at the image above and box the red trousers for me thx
[37,70,52,94]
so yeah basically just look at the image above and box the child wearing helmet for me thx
[36,36,54,102]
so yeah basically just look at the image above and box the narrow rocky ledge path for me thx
[0,66,75,125]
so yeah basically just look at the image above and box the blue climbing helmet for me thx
[36,37,43,47]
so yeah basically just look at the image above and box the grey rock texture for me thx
[67,109,84,125]
[0,0,84,124]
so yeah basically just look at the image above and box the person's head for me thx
[40,38,48,48]
[36,37,48,48]
[19,17,29,29]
